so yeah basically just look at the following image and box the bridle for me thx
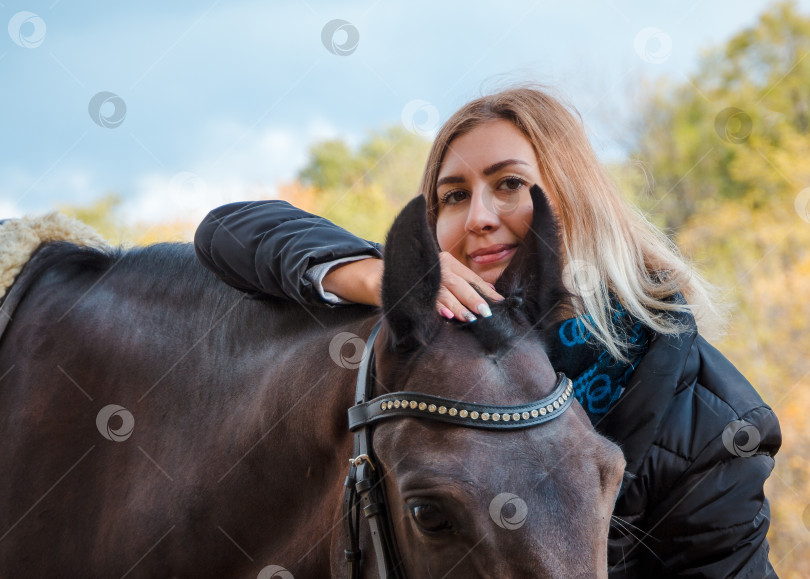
[342,319,575,578]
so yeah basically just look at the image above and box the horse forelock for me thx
[376,300,557,412]
[459,294,531,356]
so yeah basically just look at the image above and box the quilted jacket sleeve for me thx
[641,408,780,577]
[194,200,383,307]
[635,336,782,578]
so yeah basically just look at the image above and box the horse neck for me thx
[210,305,382,572]
[234,304,382,470]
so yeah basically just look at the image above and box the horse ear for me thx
[381,194,442,351]
[494,184,574,331]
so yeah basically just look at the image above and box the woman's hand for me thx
[435,251,504,321]
[322,253,504,321]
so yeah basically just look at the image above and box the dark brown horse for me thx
[0,187,625,578]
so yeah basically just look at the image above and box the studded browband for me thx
[348,372,573,431]
[342,319,576,579]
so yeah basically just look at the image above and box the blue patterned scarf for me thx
[545,297,650,426]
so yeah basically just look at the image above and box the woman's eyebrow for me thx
[436,159,530,188]
[483,159,529,175]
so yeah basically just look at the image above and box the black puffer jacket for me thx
[195,200,782,578]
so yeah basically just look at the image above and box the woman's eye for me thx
[440,190,467,205]
[410,503,453,533]
[440,177,524,205]
[500,176,526,191]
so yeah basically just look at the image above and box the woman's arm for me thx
[319,256,383,306]
[634,336,782,577]
[641,426,779,577]
[195,199,503,316]
[194,200,383,307]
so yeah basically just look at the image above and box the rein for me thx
[342,319,574,578]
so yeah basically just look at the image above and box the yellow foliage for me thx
[58,193,197,246]
[126,219,198,245]
[57,193,129,245]
[278,181,319,214]
[280,179,398,244]
[679,193,810,577]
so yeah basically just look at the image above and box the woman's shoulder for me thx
[674,334,782,459]
[613,334,780,576]
[644,327,780,464]
[638,290,777,440]
[612,330,780,522]
[599,318,780,471]
[688,335,777,418]
[637,330,781,501]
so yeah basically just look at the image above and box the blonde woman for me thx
[195,86,780,578]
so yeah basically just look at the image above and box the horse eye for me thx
[410,503,452,533]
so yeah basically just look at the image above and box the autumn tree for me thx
[629,3,810,576]
[283,125,431,243]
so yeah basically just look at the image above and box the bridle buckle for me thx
[349,453,376,471]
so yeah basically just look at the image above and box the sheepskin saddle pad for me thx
[0,212,110,302]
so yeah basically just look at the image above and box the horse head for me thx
[365,185,626,578]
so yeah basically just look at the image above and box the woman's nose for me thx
[465,188,500,234]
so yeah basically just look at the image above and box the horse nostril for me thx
[599,463,617,494]
[598,442,626,496]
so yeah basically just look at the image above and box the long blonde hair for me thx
[419,83,729,363]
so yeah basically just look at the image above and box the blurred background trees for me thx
[638,4,810,574]
[284,125,432,241]
[55,1,810,574]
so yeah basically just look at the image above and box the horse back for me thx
[0,241,371,577]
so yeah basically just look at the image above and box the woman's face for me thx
[435,119,545,285]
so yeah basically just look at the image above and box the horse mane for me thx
[114,242,227,294]
[0,240,372,348]
[2,240,225,300]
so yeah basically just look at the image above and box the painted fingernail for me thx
[477,303,492,318]
[440,307,455,319]
[487,283,497,291]
[463,311,477,322]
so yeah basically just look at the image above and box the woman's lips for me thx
[469,245,517,264]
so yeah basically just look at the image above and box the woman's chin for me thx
[464,255,514,286]
[476,264,508,286]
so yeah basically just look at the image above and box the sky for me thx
[2,0,808,226]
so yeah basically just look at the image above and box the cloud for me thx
[0,200,25,220]
[0,166,101,216]
[120,117,350,225]
[121,172,273,225]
